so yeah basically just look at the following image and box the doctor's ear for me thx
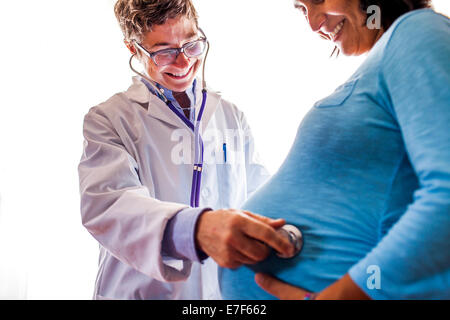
[124,39,137,55]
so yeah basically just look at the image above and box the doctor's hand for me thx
[195,209,295,269]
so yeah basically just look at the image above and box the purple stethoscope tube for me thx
[167,90,206,207]
[189,90,207,207]
[142,79,207,208]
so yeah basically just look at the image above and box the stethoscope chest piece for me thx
[276,224,304,259]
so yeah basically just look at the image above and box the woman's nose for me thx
[307,7,327,33]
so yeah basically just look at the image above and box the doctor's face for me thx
[294,0,383,56]
[135,16,204,92]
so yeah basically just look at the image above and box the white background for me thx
[0,0,448,299]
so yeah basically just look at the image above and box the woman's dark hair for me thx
[359,0,432,30]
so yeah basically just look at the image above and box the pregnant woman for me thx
[219,0,450,300]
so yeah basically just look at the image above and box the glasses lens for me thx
[184,40,206,57]
[151,39,206,66]
[154,49,178,66]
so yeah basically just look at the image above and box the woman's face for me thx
[130,16,203,92]
[294,0,383,55]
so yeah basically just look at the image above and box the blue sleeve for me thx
[162,207,211,262]
[349,11,450,299]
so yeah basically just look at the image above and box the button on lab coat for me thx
[78,77,270,299]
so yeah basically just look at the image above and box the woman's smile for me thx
[328,19,345,42]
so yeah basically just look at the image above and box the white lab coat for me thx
[78,77,270,300]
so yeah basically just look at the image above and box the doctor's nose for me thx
[173,52,191,68]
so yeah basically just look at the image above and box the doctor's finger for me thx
[218,247,256,269]
[230,232,271,262]
[231,247,259,266]
[242,211,286,229]
[242,220,294,257]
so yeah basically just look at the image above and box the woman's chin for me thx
[338,38,374,56]
[338,44,360,56]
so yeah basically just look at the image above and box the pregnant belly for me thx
[218,175,376,299]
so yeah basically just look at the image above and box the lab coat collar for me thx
[125,76,152,104]
[125,76,220,131]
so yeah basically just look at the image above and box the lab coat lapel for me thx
[125,77,190,129]
[146,95,189,129]
[145,81,221,132]
[125,76,220,131]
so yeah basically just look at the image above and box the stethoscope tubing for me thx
[164,90,207,208]
[138,75,208,207]
[192,90,207,206]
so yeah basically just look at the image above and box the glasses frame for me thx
[133,29,208,67]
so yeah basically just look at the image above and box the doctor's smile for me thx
[165,64,194,80]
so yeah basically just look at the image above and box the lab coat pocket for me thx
[216,163,244,209]
[314,79,358,108]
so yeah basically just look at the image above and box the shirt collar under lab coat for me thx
[125,76,220,132]
[141,78,197,124]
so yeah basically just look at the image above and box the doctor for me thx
[78,0,293,300]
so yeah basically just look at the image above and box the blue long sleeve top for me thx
[219,9,450,300]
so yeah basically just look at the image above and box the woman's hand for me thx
[255,273,371,300]
[255,273,314,300]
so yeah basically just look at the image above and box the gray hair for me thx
[114,0,199,42]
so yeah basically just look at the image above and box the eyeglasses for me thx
[134,37,208,66]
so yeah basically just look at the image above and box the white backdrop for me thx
[0,0,448,299]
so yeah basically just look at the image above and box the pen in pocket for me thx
[223,143,227,163]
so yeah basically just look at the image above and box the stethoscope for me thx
[129,32,210,208]
[276,224,304,258]
[129,33,304,259]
